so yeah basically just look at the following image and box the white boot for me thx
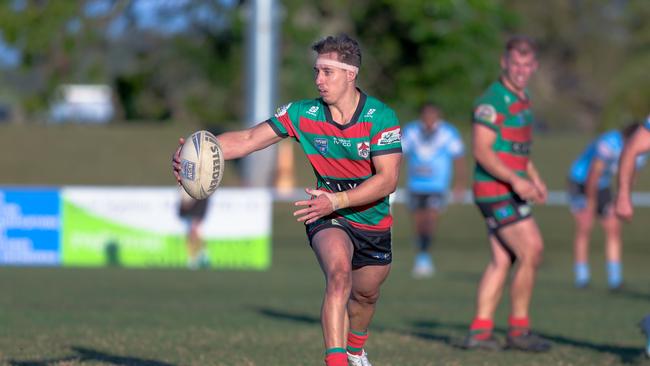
[347,350,372,366]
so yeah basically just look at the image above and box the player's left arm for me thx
[526,160,547,203]
[293,153,401,224]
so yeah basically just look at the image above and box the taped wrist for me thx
[327,192,350,211]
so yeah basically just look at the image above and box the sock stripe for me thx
[349,329,368,336]
[325,347,346,355]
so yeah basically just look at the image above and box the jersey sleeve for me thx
[400,123,415,155]
[266,101,301,140]
[447,125,465,158]
[594,137,619,164]
[369,107,402,157]
[473,103,500,132]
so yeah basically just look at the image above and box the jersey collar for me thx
[322,88,367,130]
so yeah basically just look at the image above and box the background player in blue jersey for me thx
[402,102,466,278]
[568,123,645,289]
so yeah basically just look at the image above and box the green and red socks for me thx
[469,318,494,340]
[508,316,530,337]
[324,348,347,366]
[346,329,368,355]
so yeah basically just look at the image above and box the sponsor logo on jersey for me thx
[364,108,376,118]
[357,142,370,158]
[314,138,329,154]
[274,103,292,118]
[475,104,497,124]
[306,105,319,116]
[378,128,401,146]
[180,159,196,181]
[333,137,351,147]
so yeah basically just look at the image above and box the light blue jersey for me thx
[402,120,464,193]
[645,116,650,131]
[569,130,647,188]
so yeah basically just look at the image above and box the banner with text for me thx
[61,187,271,269]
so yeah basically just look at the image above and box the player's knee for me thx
[326,270,352,297]
[491,256,511,271]
[351,288,380,305]
[521,242,544,267]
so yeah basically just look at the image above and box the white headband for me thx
[315,57,359,74]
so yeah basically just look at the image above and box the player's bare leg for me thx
[463,235,511,350]
[572,210,593,287]
[497,218,550,351]
[187,219,204,269]
[601,212,623,289]
[311,228,354,353]
[412,208,438,277]
[498,218,543,318]
[348,264,391,331]
[475,235,513,319]
[346,264,390,365]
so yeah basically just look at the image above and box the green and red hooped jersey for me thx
[472,80,534,202]
[267,91,402,231]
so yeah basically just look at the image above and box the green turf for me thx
[1,202,650,365]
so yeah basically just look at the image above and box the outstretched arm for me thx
[173,121,283,184]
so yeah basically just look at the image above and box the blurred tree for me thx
[277,0,516,124]
[506,0,650,131]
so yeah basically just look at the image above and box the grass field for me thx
[1,202,650,365]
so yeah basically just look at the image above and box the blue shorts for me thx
[407,192,447,211]
[567,180,612,217]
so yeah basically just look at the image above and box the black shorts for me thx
[407,192,447,211]
[567,180,612,217]
[305,217,392,268]
[475,195,532,233]
[179,198,208,219]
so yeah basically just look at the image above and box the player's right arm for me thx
[473,123,542,203]
[216,122,283,160]
[172,122,283,184]
[616,126,650,220]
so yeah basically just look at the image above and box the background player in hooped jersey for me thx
[568,123,645,290]
[461,36,551,352]
[401,102,466,278]
[614,113,650,358]
[173,34,402,366]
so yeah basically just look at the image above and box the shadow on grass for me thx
[411,319,644,364]
[611,287,650,301]
[255,306,645,364]
[256,306,320,325]
[8,346,175,366]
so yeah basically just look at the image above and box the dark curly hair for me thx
[312,34,362,68]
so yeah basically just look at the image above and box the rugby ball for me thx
[178,130,224,200]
